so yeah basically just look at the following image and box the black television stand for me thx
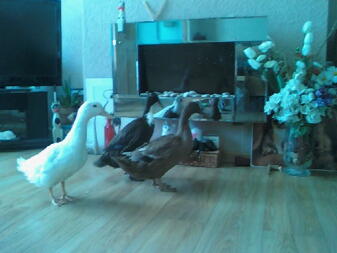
[0,90,52,151]
[0,88,32,93]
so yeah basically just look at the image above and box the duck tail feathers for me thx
[17,157,43,186]
[17,157,26,172]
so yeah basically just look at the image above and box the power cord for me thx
[92,89,114,154]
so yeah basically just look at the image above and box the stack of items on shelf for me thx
[180,127,220,168]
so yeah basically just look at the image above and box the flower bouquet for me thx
[244,21,337,176]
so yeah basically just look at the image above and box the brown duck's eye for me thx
[93,104,97,108]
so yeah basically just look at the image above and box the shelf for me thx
[0,138,52,151]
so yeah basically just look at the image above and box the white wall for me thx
[61,0,332,84]
[81,0,330,79]
[61,0,84,88]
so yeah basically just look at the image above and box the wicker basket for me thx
[180,150,220,168]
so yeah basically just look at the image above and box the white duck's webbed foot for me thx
[49,187,67,207]
[51,198,68,206]
[153,178,177,192]
[61,194,76,202]
[60,181,77,203]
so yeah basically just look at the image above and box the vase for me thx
[282,126,313,177]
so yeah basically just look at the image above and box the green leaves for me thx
[58,78,83,108]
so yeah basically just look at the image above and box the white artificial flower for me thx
[264,60,277,68]
[264,93,282,114]
[300,105,310,115]
[302,21,312,33]
[274,109,288,123]
[317,71,332,86]
[258,41,274,53]
[286,78,306,92]
[280,93,300,110]
[264,101,276,114]
[256,54,267,62]
[305,111,321,124]
[269,93,282,104]
[300,92,315,104]
[304,32,314,45]
[294,71,306,81]
[302,44,312,56]
[243,47,257,59]
[275,108,300,124]
[247,59,261,70]
[296,60,306,70]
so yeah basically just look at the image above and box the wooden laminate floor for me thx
[0,149,337,253]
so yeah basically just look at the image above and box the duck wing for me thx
[113,135,182,179]
[105,117,153,154]
[112,134,184,179]
[130,134,182,162]
[95,117,154,168]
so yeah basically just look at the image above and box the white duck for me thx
[17,101,111,206]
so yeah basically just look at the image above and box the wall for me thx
[61,0,84,88]
[81,0,330,79]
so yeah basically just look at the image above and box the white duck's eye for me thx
[92,104,97,108]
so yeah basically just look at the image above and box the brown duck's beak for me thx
[100,110,113,119]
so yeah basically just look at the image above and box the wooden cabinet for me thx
[0,90,52,150]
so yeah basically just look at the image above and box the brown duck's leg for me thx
[49,187,66,206]
[152,178,177,192]
[61,181,76,202]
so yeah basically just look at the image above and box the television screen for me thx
[0,0,61,87]
[138,42,235,94]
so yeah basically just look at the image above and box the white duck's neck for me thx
[63,114,89,147]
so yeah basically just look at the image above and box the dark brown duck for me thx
[112,101,218,192]
[94,93,162,168]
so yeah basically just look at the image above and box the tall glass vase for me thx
[282,126,314,177]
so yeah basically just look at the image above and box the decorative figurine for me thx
[117,0,125,32]
[51,102,63,143]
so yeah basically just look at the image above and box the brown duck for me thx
[112,101,214,192]
[94,93,162,169]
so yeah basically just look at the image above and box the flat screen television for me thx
[138,42,235,94]
[0,0,61,87]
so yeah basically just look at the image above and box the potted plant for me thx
[58,78,83,125]
[244,21,337,176]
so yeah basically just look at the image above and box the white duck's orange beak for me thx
[100,110,113,119]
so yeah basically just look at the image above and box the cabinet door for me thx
[26,92,49,139]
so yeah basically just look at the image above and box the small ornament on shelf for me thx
[116,0,125,32]
[51,102,63,143]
